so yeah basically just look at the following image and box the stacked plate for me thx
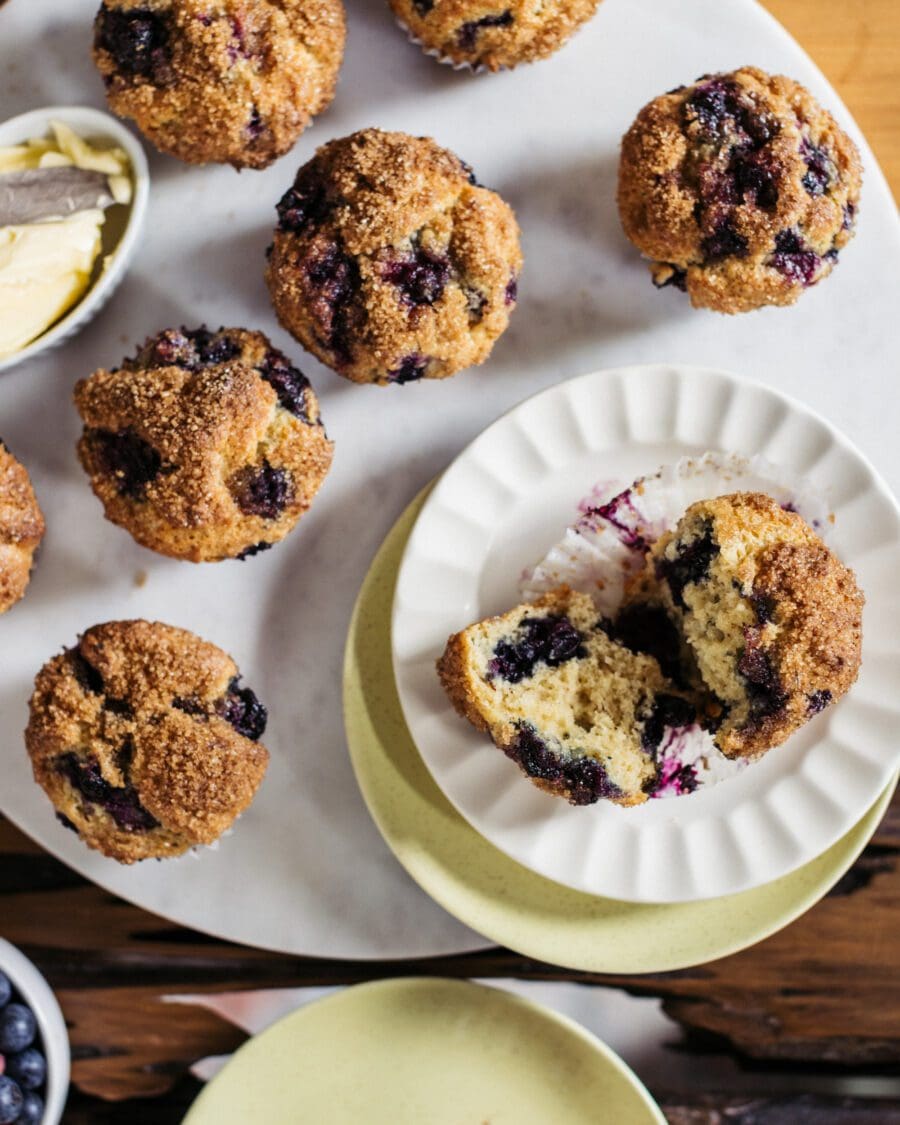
[346,363,900,973]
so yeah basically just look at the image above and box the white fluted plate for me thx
[392,364,900,903]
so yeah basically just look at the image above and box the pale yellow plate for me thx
[343,487,897,974]
[184,977,665,1125]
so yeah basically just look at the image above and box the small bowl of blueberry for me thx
[0,940,69,1124]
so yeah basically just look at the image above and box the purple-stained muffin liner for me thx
[519,451,830,800]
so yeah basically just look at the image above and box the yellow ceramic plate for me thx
[184,977,666,1125]
[343,487,897,974]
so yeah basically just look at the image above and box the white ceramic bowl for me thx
[0,938,70,1124]
[0,104,149,374]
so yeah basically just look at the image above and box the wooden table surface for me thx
[4,3,899,1123]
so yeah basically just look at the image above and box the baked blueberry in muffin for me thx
[74,326,333,562]
[642,492,864,757]
[617,66,862,312]
[26,620,269,863]
[0,442,44,616]
[265,128,522,385]
[437,587,695,805]
[92,0,346,169]
[390,0,602,72]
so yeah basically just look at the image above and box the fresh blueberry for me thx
[0,972,10,1009]
[388,355,429,384]
[508,726,623,805]
[0,1076,23,1125]
[0,1005,35,1055]
[701,220,749,262]
[640,694,696,753]
[246,106,264,141]
[457,10,513,50]
[610,604,686,686]
[6,1050,44,1092]
[55,754,159,833]
[487,615,585,683]
[381,250,450,307]
[18,1092,43,1125]
[655,524,718,609]
[96,6,171,82]
[234,541,273,561]
[685,77,739,136]
[133,327,195,369]
[69,649,105,695]
[800,137,833,196]
[136,326,239,370]
[258,350,312,421]
[510,724,561,782]
[230,463,292,520]
[186,327,240,367]
[561,755,623,805]
[458,159,481,187]
[104,696,133,717]
[731,150,780,208]
[739,629,788,721]
[647,758,699,797]
[686,77,775,149]
[55,812,78,834]
[304,243,361,363]
[172,696,206,717]
[770,228,820,286]
[90,429,162,499]
[807,689,833,715]
[216,678,267,741]
[276,176,330,234]
[748,591,777,624]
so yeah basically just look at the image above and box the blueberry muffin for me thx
[93,0,345,169]
[645,493,864,758]
[437,587,695,805]
[265,128,522,385]
[26,620,269,863]
[617,67,862,313]
[390,0,601,72]
[0,442,44,615]
[74,326,333,562]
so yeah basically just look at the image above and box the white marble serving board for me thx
[0,0,896,958]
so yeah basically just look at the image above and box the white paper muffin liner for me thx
[519,451,831,800]
[396,18,493,74]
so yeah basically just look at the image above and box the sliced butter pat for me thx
[52,122,130,179]
[0,123,132,202]
[0,211,103,357]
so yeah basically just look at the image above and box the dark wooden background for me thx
[3,793,898,1122]
[3,1,899,1121]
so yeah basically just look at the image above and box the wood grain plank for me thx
[2,793,897,1098]
[760,0,900,198]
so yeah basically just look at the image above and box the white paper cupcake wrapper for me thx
[396,18,492,74]
[521,450,830,614]
[519,451,831,800]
